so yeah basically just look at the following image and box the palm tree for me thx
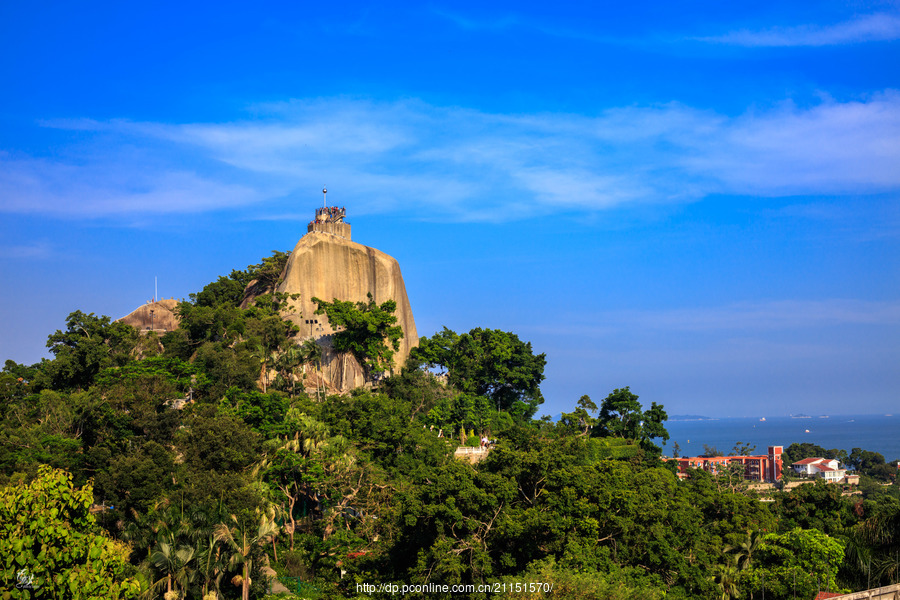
[299,339,324,400]
[253,343,280,393]
[149,535,197,599]
[194,531,226,600]
[726,530,763,571]
[714,556,741,600]
[855,507,900,586]
[276,344,303,397]
[214,509,279,600]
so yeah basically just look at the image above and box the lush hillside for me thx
[1,253,898,599]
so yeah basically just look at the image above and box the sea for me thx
[664,414,900,462]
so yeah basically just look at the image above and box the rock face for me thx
[276,226,417,393]
[117,298,180,333]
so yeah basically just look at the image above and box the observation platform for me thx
[308,206,351,239]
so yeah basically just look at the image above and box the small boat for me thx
[760,417,766,422]
[805,429,810,433]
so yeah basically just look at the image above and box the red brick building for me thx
[670,445,783,482]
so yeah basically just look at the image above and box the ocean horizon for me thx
[664,414,900,463]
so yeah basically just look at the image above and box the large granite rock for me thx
[117,298,180,333]
[276,231,418,392]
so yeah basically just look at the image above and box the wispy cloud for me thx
[0,154,263,217]
[430,7,618,43]
[0,241,53,259]
[4,92,900,221]
[431,8,523,33]
[699,13,900,46]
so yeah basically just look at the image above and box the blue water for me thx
[665,414,900,462]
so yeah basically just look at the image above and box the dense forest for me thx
[1,252,898,600]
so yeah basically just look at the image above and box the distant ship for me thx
[759,417,766,422]
[791,414,812,419]
[805,429,810,433]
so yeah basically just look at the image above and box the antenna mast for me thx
[323,186,327,208]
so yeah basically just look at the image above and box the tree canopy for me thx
[37,311,139,391]
[592,387,670,454]
[3,251,898,600]
[411,326,546,417]
[0,465,140,598]
[312,293,403,377]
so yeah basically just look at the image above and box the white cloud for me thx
[0,155,263,217]
[0,241,53,259]
[699,13,900,46]
[5,92,900,221]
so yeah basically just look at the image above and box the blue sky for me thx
[1,1,898,418]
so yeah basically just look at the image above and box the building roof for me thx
[679,455,771,461]
[793,457,828,465]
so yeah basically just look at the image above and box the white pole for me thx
[155,276,158,302]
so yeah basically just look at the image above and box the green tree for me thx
[713,557,741,600]
[730,441,756,456]
[274,343,304,397]
[703,444,724,457]
[725,529,763,571]
[741,527,845,600]
[190,251,289,309]
[299,338,325,400]
[149,536,196,598]
[849,447,891,480]
[214,509,279,600]
[312,293,403,378]
[848,500,900,587]
[593,387,669,454]
[0,465,140,598]
[411,327,546,418]
[37,311,139,391]
[595,387,642,439]
[559,395,598,436]
[425,392,500,437]
[782,442,845,466]
[94,441,175,517]
[192,342,259,399]
[773,479,852,535]
[408,326,459,371]
[742,528,846,600]
[177,411,261,474]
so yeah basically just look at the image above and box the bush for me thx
[279,549,308,577]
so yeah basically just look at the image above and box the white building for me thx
[791,457,847,482]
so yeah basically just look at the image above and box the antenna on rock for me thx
[322,186,327,208]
